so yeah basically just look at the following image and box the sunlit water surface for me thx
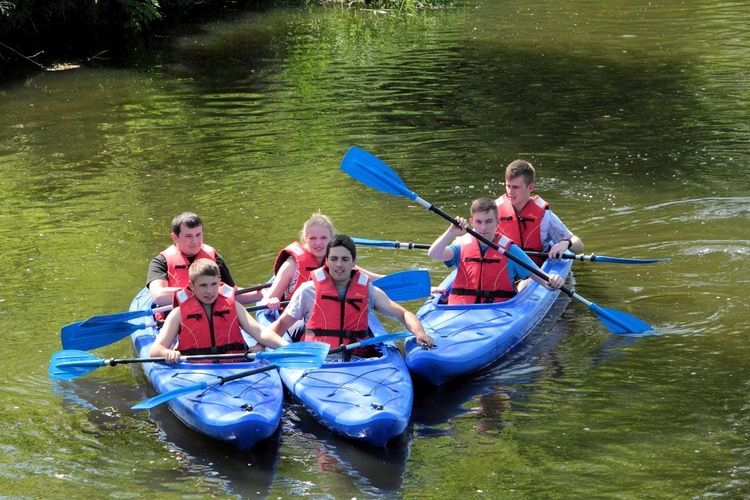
[1,0,750,497]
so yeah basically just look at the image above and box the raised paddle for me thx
[131,342,330,410]
[61,301,289,351]
[49,341,327,380]
[352,237,669,264]
[341,146,653,335]
[78,283,273,328]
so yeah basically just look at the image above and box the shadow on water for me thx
[55,370,280,497]
[281,398,412,493]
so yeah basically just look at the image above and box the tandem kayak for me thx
[129,288,284,451]
[404,257,574,386]
[256,309,413,447]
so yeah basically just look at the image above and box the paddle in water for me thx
[340,146,653,335]
[131,342,330,410]
[352,237,669,264]
[49,341,328,380]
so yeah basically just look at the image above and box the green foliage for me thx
[116,0,163,31]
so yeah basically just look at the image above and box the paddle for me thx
[328,331,411,355]
[49,341,326,380]
[131,342,330,411]
[61,302,289,351]
[78,283,273,328]
[373,269,431,302]
[341,147,653,335]
[353,237,669,264]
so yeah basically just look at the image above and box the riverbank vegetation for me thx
[0,0,452,75]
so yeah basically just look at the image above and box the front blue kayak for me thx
[129,288,284,451]
[404,257,573,386]
[257,309,413,447]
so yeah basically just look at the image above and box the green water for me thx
[1,1,749,497]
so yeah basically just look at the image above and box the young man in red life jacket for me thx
[267,235,434,354]
[146,212,262,306]
[428,197,565,305]
[150,259,288,364]
[496,160,584,266]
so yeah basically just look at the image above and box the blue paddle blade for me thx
[49,350,106,380]
[132,380,213,410]
[256,342,329,369]
[80,308,160,327]
[374,270,432,302]
[340,147,418,200]
[351,237,399,248]
[593,255,670,264]
[61,320,149,351]
[589,302,653,334]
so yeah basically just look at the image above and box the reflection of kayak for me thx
[404,257,574,386]
[129,288,284,451]
[257,309,413,447]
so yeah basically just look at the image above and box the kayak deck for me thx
[129,288,284,451]
[404,258,573,386]
[257,309,413,447]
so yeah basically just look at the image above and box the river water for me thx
[2,0,750,497]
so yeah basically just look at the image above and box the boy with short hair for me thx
[150,258,288,363]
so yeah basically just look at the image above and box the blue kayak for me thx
[257,309,413,447]
[404,257,574,386]
[129,288,284,451]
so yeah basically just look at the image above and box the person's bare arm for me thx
[150,308,182,362]
[236,303,288,348]
[372,287,433,348]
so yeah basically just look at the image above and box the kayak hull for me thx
[257,310,413,447]
[405,258,573,386]
[129,288,284,451]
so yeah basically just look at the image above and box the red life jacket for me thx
[175,284,246,356]
[449,234,516,304]
[273,242,322,300]
[496,194,549,265]
[159,244,217,288]
[303,268,370,348]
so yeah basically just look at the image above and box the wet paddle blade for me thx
[49,350,106,380]
[374,270,432,302]
[256,342,329,369]
[589,303,653,334]
[61,321,149,351]
[341,147,418,200]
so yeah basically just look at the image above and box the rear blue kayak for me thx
[257,309,413,447]
[404,257,573,386]
[129,288,284,451]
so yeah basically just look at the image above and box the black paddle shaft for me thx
[427,204,576,298]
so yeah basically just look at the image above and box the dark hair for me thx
[189,258,220,282]
[172,212,203,236]
[470,197,498,217]
[505,160,535,185]
[326,234,356,260]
